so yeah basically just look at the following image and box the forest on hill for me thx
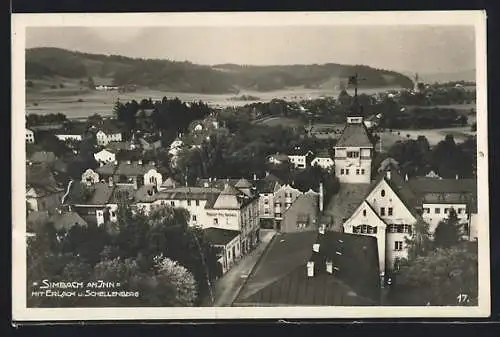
[26,47,414,94]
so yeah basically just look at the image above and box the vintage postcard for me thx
[12,11,489,321]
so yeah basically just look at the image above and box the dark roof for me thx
[27,211,50,232]
[335,123,373,147]
[26,163,64,194]
[136,186,220,203]
[325,183,372,230]
[96,162,116,176]
[287,147,312,156]
[284,193,319,218]
[49,211,88,231]
[312,232,380,301]
[235,231,380,306]
[408,177,476,194]
[314,149,331,158]
[235,178,253,189]
[97,121,122,135]
[255,174,284,194]
[65,182,114,205]
[203,227,240,246]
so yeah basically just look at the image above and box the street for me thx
[203,229,276,307]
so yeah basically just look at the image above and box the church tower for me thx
[333,74,374,184]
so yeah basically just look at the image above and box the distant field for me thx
[379,127,475,147]
[254,116,305,128]
[25,81,398,119]
[407,103,476,113]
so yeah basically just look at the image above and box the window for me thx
[347,151,360,158]
[275,213,281,218]
[380,207,386,216]
[388,224,412,234]
[345,169,350,175]
[340,169,345,175]
[388,207,393,216]
[435,208,441,214]
[285,203,291,209]
[381,189,386,197]
[187,200,191,206]
[356,169,360,175]
[192,215,197,222]
[362,210,367,217]
[228,250,231,260]
[394,241,403,251]
[264,199,269,205]
[458,208,463,214]
[361,169,365,175]
[170,201,175,206]
[444,208,449,214]
[214,218,219,225]
[264,209,269,215]
[353,225,377,234]
[195,200,200,206]
[424,208,430,214]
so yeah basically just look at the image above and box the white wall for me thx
[365,178,417,268]
[143,169,163,189]
[311,157,334,170]
[94,150,116,164]
[421,203,469,233]
[344,201,387,276]
[288,155,306,169]
[26,129,35,143]
[56,134,82,142]
[334,146,372,184]
[81,169,100,186]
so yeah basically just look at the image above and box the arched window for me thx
[363,210,367,217]
[381,189,386,197]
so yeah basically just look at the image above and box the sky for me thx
[26,26,476,74]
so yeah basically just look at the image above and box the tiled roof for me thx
[284,193,319,218]
[65,182,114,205]
[325,183,372,230]
[96,162,116,176]
[116,161,156,176]
[235,178,253,189]
[160,177,180,189]
[235,231,380,306]
[203,227,240,246]
[106,141,134,152]
[335,124,373,147]
[109,185,137,204]
[408,177,476,195]
[49,211,88,231]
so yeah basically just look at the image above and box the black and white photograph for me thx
[12,11,489,321]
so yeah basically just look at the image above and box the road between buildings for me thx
[207,229,276,307]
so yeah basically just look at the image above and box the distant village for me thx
[25,76,478,307]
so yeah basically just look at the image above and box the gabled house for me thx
[95,160,163,190]
[95,125,123,146]
[341,161,478,278]
[203,227,241,275]
[272,184,303,230]
[311,149,335,171]
[287,147,314,169]
[281,189,321,233]
[94,149,116,165]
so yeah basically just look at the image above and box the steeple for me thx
[346,73,365,124]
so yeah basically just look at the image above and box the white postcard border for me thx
[12,10,490,321]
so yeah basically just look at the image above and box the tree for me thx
[404,219,433,261]
[434,208,462,249]
[142,255,198,306]
[394,245,478,306]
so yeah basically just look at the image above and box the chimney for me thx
[405,173,408,181]
[265,171,270,177]
[108,177,113,187]
[456,174,459,180]
[312,243,320,253]
[326,260,333,274]
[133,178,138,190]
[253,173,257,181]
[307,261,315,277]
[114,160,118,165]
[386,170,391,180]
[127,160,131,165]
[319,182,324,212]
[138,159,143,165]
